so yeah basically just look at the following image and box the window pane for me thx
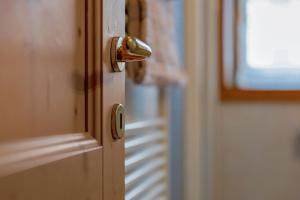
[246,0,300,69]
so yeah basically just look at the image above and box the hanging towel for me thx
[126,0,187,86]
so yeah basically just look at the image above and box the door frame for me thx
[183,0,214,200]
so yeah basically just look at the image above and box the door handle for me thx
[111,36,152,72]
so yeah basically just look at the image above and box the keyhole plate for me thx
[111,104,125,140]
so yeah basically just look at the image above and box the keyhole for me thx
[111,104,125,140]
[120,113,123,130]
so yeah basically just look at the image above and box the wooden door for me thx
[0,0,125,199]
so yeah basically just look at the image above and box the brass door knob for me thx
[111,36,152,72]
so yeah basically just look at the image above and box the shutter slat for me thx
[125,131,165,153]
[125,170,166,200]
[126,118,166,132]
[141,183,167,200]
[125,144,166,171]
[125,157,166,188]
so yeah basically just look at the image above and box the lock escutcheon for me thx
[111,104,125,140]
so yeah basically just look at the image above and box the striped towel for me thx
[126,0,187,86]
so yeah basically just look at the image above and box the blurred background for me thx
[125,0,300,199]
[1,0,300,199]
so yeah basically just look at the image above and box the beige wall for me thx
[201,1,300,200]
[218,103,300,200]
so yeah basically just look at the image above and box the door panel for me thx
[0,0,85,141]
[0,140,102,200]
[0,1,104,199]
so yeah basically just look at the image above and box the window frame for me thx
[220,0,300,101]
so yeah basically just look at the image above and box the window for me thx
[221,0,300,100]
